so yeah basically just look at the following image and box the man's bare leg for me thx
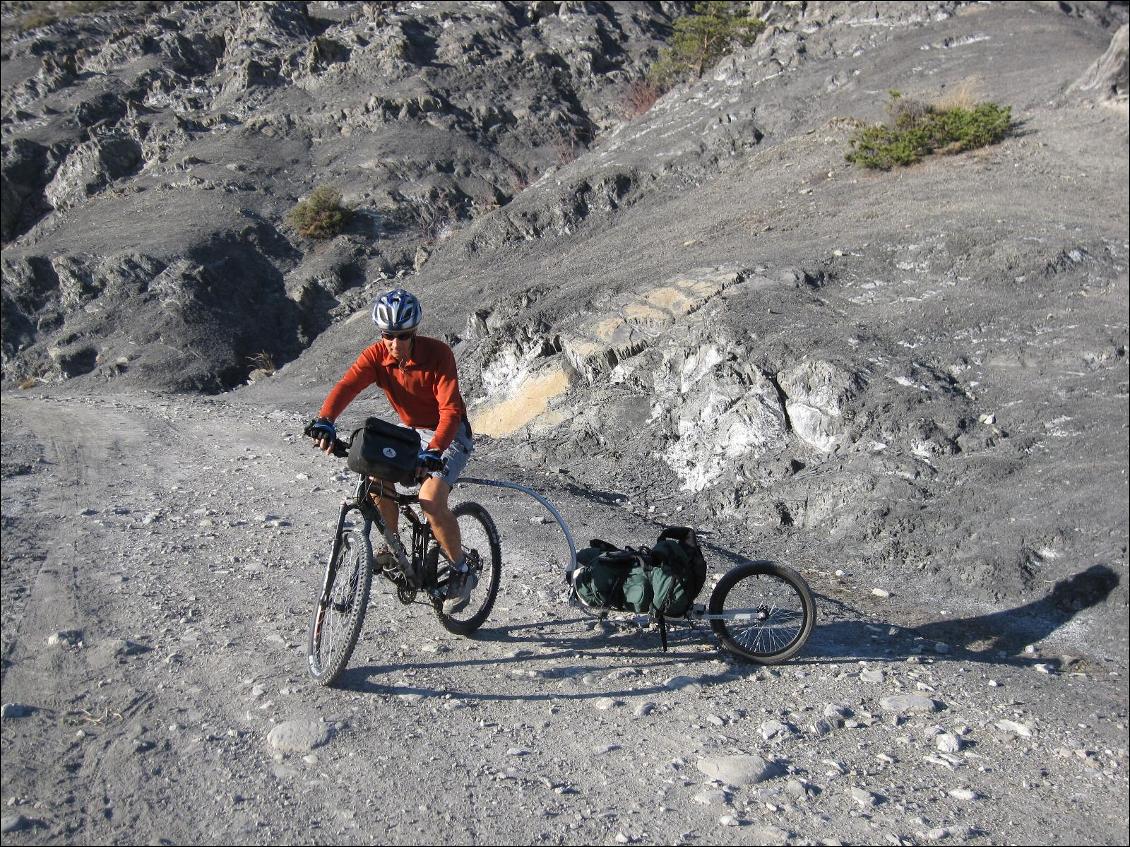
[368,480,401,558]
[418,476,462,563]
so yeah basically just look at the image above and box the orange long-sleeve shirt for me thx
[318,336,468,451]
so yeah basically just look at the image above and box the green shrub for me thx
[846,92,1013,170]
[287,186,352,239]
[649,2,765,89]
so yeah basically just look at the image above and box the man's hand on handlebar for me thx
[418,448,444,473]
[304,417,341,456]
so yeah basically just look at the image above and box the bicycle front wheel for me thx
[707,562,815,664]
[430,502,501,636]
[307,526,373,686]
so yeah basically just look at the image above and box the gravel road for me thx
[1,390,1126,845]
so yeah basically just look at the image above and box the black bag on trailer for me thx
[647,526,708,617]
[347,417,420,485]
[572,541,652,613]
[570,526,707,618]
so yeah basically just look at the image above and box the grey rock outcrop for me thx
[1070,22,1128,104]
[776,359,861,453]
[1,0,678,388]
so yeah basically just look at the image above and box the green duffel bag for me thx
[573,541,652,613]
[647,527,708,617]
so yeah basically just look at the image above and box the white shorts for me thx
[412,420,474,487]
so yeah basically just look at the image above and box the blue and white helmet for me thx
[371,288,422,336]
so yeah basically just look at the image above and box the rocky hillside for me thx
[269,1,1130,630]
[2,0,676,389]
[4,0,1129,635]
[2,2,1129,845]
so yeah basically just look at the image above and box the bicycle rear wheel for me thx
[707,561,815,664]
[430,502,501,636]
[307,526,373,686]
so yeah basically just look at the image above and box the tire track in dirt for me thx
[1,396,184,840]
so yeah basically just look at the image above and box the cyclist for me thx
[308,289,476,613]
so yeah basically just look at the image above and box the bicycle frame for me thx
[319,475,435,607]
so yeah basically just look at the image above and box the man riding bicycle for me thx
[308,289,476,613]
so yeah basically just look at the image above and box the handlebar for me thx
[303,420,444,473]
[303,420,351,457]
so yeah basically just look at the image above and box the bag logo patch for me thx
[382,447,397,458]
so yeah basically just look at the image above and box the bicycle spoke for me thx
[708,562,815,664]
[307,527,372,686]
[432,503,501,635]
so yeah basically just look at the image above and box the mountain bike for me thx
[304,432,501,687]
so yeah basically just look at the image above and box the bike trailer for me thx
[347,417,420,485]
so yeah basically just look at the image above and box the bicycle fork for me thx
[318,499,356,605]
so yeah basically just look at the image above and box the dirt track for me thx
[2,391,1126,845]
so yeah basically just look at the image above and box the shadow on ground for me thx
[334,553,1118,698]
[337,612,729,699]
[807,564,1120,669]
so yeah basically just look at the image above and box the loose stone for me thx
[879,694,939,714]
[697,754,782,786]
[936,733,962,753]
[693,789,729,805]
[664,675,702,692]
[266,718,332,754]
[47,630,82,647]
[810,718,834,737]
[760,719,791,740]
[995,719,1032,737]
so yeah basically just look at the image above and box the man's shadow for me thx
[910,564,1121,657]
[808,563,1121,667]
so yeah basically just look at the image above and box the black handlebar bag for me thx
[347,417,420,485]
